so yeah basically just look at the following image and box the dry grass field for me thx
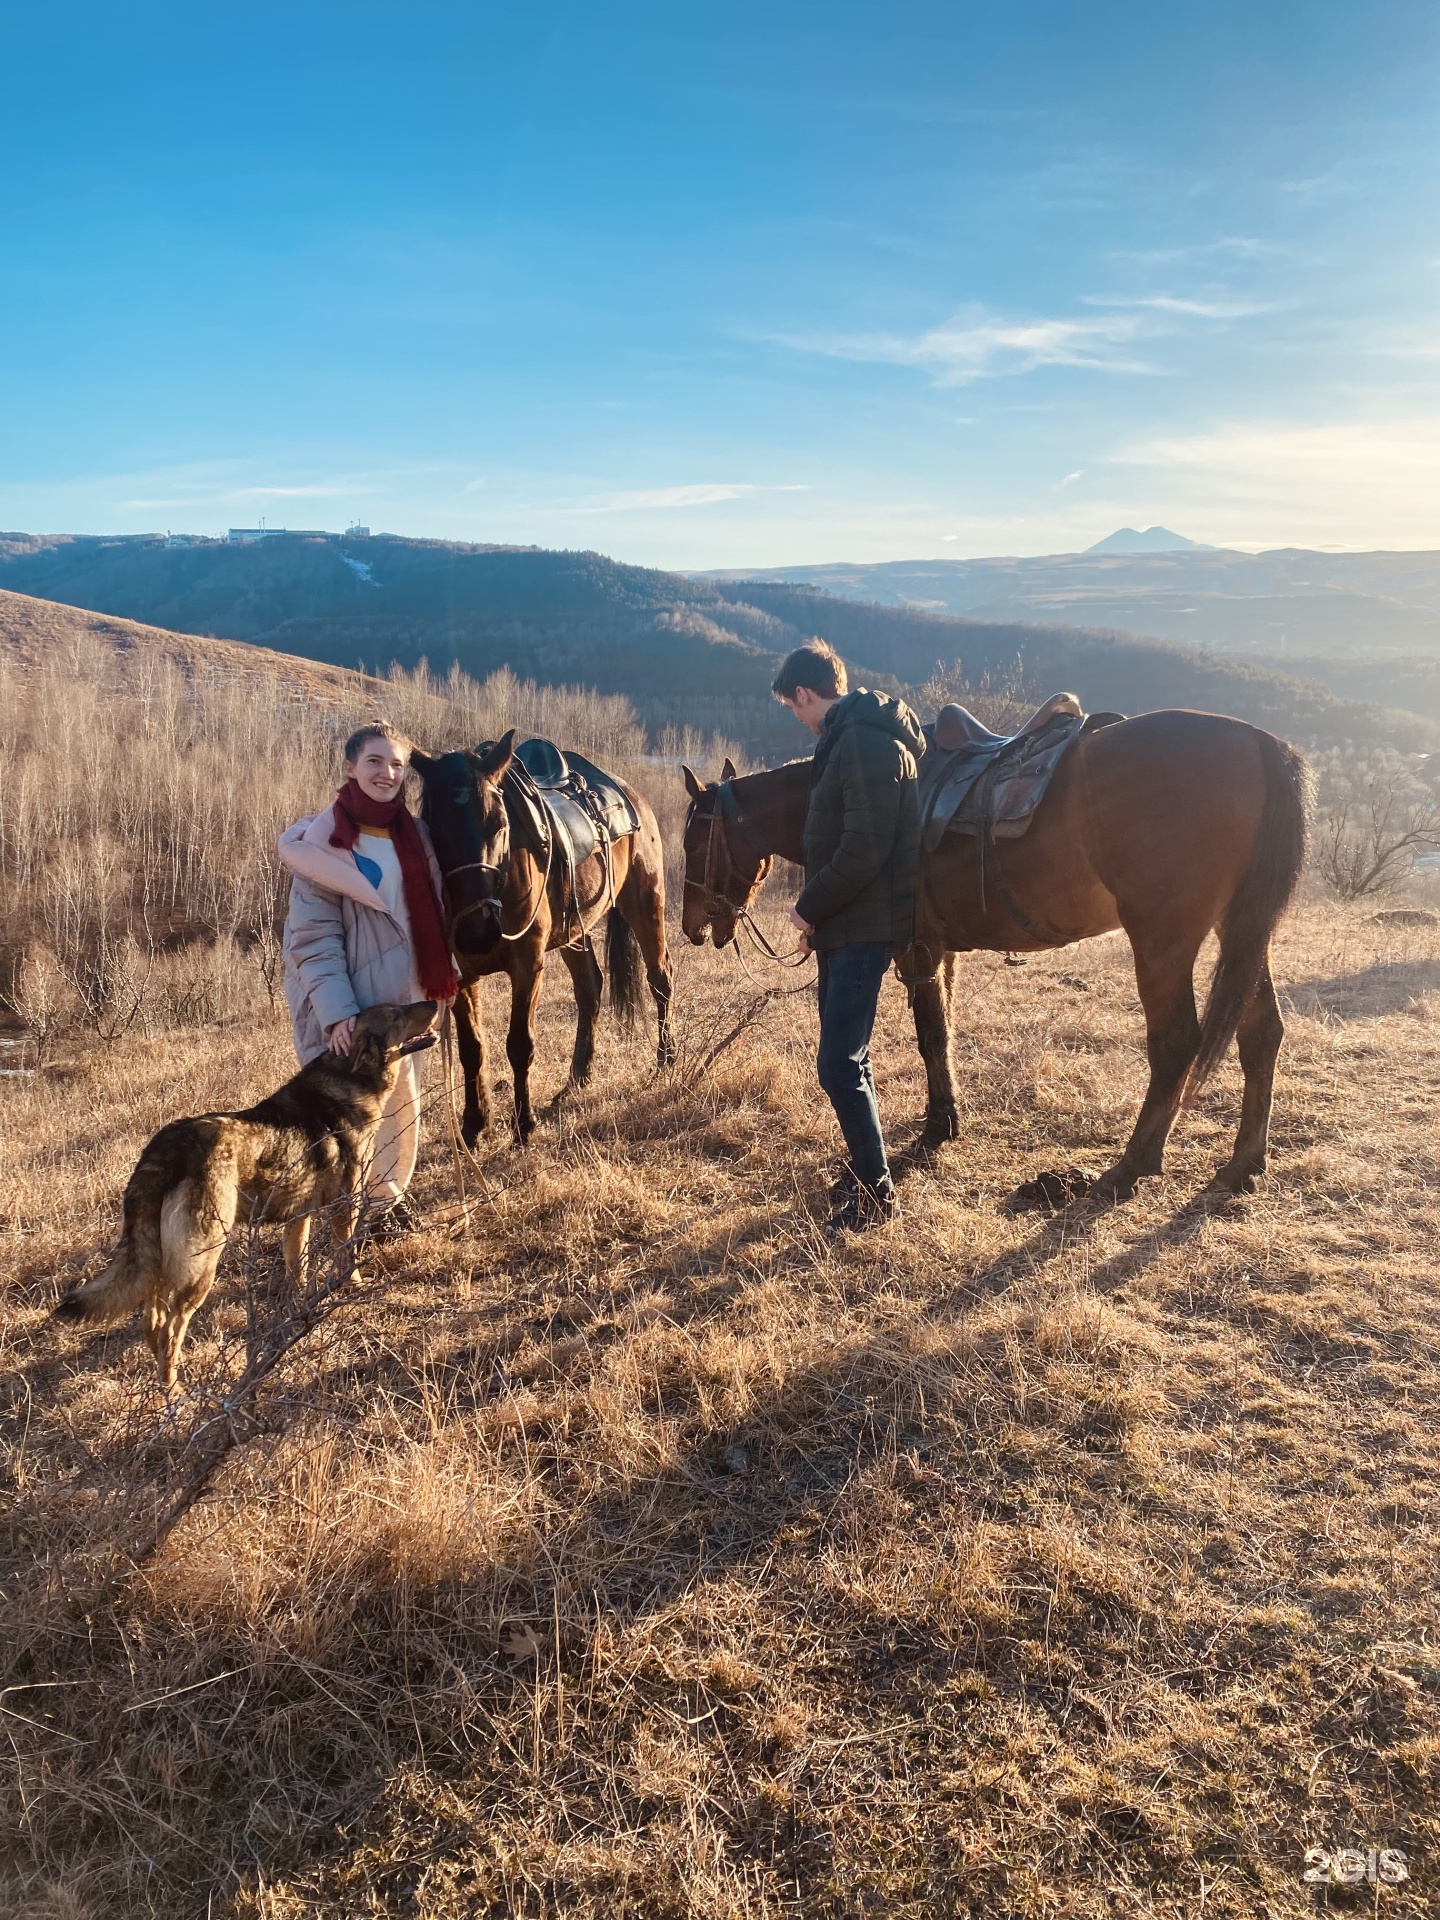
[4,882,1440,1918]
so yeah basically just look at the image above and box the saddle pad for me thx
[920,711,1086,854]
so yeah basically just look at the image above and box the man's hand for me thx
[327,1015,357,1055]
[789,906,813,956]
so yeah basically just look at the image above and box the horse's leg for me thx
[506,946,545,1141]
[559,937,604,1087]
[453,980,491,1150]
[1092,932,1204,1200]
[912,948,960,1145]
[619,855,675,1068]
[1211,950,1283,1193]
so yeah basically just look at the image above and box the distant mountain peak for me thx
[1087,526,1204,554]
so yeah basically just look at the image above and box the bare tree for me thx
[1312,746,1440,900]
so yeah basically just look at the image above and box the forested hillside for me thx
[2,532,1433,757]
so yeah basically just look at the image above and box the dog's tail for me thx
[54,1177,164,1328]
[606,906,646,1030]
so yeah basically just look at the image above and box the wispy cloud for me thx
[1112,236,1274,266]
[1060,470,1084,486]
[575,483,806,513]
[780,286,1270,388]
[780,307,1156,385]
[232,484,340,499]
[1084,292,1274,319]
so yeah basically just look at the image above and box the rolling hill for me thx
[1,532,1435,758]
[709,543,1440,662]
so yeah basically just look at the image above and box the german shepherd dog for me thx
[54,1001,439,1386]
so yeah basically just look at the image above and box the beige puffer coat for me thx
[278,804,449,1064]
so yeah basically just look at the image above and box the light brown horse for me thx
[414,733,674,1143]
[683,710,1310,1200]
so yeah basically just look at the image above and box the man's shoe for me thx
[825,1179,899,1236]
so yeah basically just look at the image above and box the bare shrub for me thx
[0,638,737,1045]
[908,656,1040,733]
[9,945,79,1064]
[1311,745,1440,899]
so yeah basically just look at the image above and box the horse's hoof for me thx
[922,1108,960,1146]
[1209,1160,1261,1195]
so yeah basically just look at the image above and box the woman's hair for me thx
[772,639,848,701]
[342,720,413,766]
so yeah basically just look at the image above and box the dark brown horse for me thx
[683,711,1310,1200]
[413,733,674,1143]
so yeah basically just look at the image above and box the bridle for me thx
[422,780,511,940]
[684,778,814,976]
[683,780,771,924]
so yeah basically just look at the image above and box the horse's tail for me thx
[1192,729,1312,1092]
[606,907,645,1029]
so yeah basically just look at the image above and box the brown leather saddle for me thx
[917,694,1124,947]
[506,736,640,896]
[919,692,1089,854]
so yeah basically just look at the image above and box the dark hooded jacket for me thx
[794,689,924,952]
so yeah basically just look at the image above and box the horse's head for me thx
[680,760,772,948]
[411,731,516,960]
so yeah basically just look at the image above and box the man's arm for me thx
[794,730,904,929]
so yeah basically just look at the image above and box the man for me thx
[775,640,924,1232]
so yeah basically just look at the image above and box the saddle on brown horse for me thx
[920,692,1088,853]
[504,738,642,945]
[510,736,640,870]
[919,693,1126,947]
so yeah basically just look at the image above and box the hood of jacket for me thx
[820,688,925,761]
[278,803,442,922]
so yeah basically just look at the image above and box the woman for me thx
[278,722,455,1230]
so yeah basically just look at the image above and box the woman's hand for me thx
[327,1016,357,1055]
[788,906,813,956]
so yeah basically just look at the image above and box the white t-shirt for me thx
[353,829,424,1001]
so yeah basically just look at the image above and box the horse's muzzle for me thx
[455,898,504,957]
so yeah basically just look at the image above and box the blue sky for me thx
[4,0,1440,565]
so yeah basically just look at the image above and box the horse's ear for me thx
[720,757,738,782]
[408,748,437,778]
[682,765,705,802]
[471,729,516,780]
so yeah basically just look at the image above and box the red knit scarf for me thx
[329,780,456,1002]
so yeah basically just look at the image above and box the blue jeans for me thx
[816,942,893,1192]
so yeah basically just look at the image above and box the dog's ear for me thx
[721,757,738,783]
[471,728,516,782]
[682,765,705,802]
[348,1026,387,1078]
